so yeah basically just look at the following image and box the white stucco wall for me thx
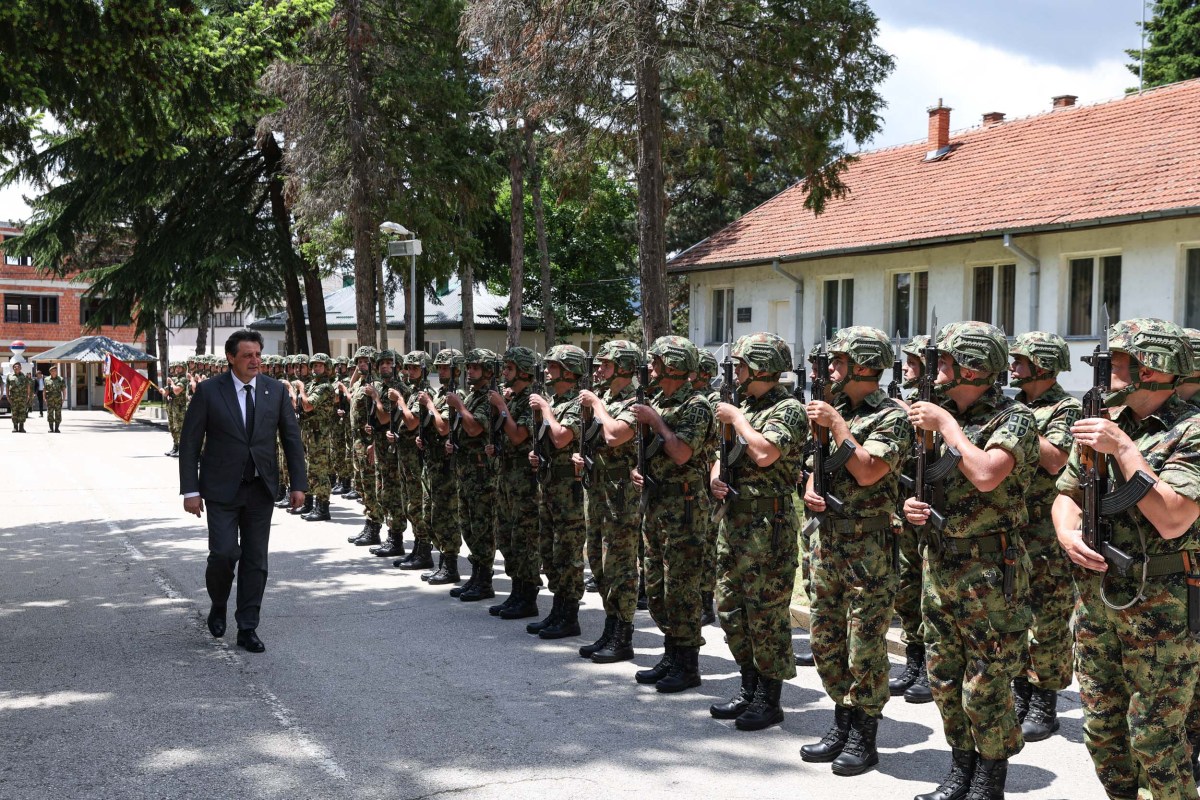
[684,217,1200,395]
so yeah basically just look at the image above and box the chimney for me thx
[1052,94,1077,109]
[926,99,952,160]
[982,111,1005,126]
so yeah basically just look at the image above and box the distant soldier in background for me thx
[7,361,33,432]
[417,349,465,585]
[296,353,339,522]
[165,361,189,456]
[45,364,66,433]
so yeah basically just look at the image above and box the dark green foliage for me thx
[1127,0,1200,88]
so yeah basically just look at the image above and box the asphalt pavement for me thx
[0,410,1107,799]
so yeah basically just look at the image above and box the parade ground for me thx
[2,412,1104,799]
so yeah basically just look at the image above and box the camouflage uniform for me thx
[693,349,721,617]
[7,371,32,430]
[372,352,408,543]
[166,366,189,448]
[453,349,501,600]
[45,373,65,431]
[349,351,384,526]
[1057,319,1200,800]
[894,336,929,658]
[332,359,353,491]
[393,351,434,569]
[423,350,463,583]
[303,356,339,506]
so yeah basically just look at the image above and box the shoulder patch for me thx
[1003,411,1032,440]
[780,405,805,429]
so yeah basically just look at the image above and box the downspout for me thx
[772,259,804,363]
[1004,234,1040,330]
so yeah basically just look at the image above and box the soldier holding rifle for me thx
[416,349,465,586]
[390,351,435,571]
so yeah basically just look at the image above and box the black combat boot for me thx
[489,581,520,616]
[349,520,382,546]
[800,704,852,762]
[331,477,346,495]
[963,757,1006,800]
[914,747,977,800]
[421,552,444,581]
[656,646,701,693]
[540,600,581,639]
[165,444,178,457]
[1011,676,1032,723]
[584,574,599,593]
[427,554,460,585]
[303,499,331,522]
[579,615,617,658]
[290,494,313,515]
[831,707,880,775]
[527,594,563,634]
[275,491,293,509]
[398,541,434,570]
[905,669,933,704]
[371,530,405,557]
[635,643,675,685]
[1021,688,1059,742]
[891,642,926,695]
[591,619,634,663]
[711,667,759,719]
[700,590,716,626]
[794,641,816,667]
[450,562,479,598]
[636,572,648,611]
[735,676,784,731]
[500,582,540,620]
[343,483,360,500]
[460,569,495,602]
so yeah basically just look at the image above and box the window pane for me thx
[1101,255,1121,324]
[1069,258,1094,336]
[841,279,854,328]
[915,271,929,335]
[725,290,735,340]
[1187,249,1200,329]
[824,280,839,338]
[973,266,993,323]
[710,289,725,344]
[998,264,1016,335]
[893,273,911,339]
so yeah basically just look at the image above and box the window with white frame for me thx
[822,278,854,338]
[425,340,447,358]
[1067,255,1121,337]
[970,264,1016,335]
[1185,248,1200,329]
[891,270,929,339]
[709,288,734,345]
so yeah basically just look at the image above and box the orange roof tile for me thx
[669,79,1200,272]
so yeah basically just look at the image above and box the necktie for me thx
[242,384,256,481]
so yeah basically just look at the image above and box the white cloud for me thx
[866,22,1134,151]
[0,180,32,225]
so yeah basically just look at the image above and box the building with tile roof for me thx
[669,79,1200,393]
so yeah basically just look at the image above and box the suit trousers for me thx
[205,477,275,630]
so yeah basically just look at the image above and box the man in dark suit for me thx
[179,330,307,653]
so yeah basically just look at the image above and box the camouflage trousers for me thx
[893,522,923,645]
[716,498,799,682]
[306,428,334,502]
[398,450,429,546]
[375,438,406,533]
[1024,522,1075,691]
[278,439,289,493]
[923,543,1030,760]
[456,451,497,572]
[538,466,586,603]
[332,418,351,481]
[10,398,28,425]
[643,485,710,649]
[810,521,898,715]
[352,439,382,522]
[495,455,540,587]
[588,472,641,622]
[698,503,717,594]
[167,402,184,444]
[1075,571,1199,800]
[424,451,460,558]
[47,399,63,427]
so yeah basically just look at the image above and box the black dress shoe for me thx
[236,629,265,653]
[207,606,226,638]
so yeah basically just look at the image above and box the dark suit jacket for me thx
[179,372,307,503]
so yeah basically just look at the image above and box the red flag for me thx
[104,354,150,423]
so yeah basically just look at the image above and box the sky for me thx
[0,1,1152,224]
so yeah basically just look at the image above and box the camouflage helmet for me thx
[696,349,719,377]
[375,348,398,365]
[353,345,377,363]
[937,321,1009,376]
[806,343,822,364]
[466,348,500,368]
[1183,328,1200,375]
[504,346,538,377]
[544,344,588,377]
[648,335,699,375]
[403,350,432,370]
[334,356,349,368]
[309,352,333,369]
[731,332,790,375]
[293,353,310,366]
[1009,331,1071,375]
[432,348,465,368]
[595,339,642,375]
[829,326,894,370]
[1108,318,1193,377]
[901,335,931,361]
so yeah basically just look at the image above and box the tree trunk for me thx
[347,0,377,349]
[461,259,476,352]
[507,124,526,350]
[634,0,669,344]
[282,268,306,353]
[300,254,329,354]
[527,125,555,351]
[143,314,161,402]
[196,311,209,355]
[157,313,169,394]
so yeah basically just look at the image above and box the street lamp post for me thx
[380,222,422,353]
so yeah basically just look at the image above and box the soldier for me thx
[288,355,315,517]
[693,348,720,626]
[891,335,934,704]
[797,327,912,769]
[7,361,33,432]
[295,353,339,522]
[707,333,808,730]
[1008,332,1081,743]
[346,347,381,542]
[1055,319,1200,800]
[574,340,643,661]
[1177,329,1200,783]
[416,349,464,585]
[631,336,715,693]
[904,321,1039,800]
[45,364,66,432]
[391,351,436,572]
[363,350,408,553]
[444,349,501,601]
[793,344,823,669]
[164,361,189,456]
[525,345,587,639]
[331,357,353,495]
[485,347,541,619]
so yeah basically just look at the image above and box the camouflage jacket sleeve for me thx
[1042,397,1082,452]
[668,393,715,455]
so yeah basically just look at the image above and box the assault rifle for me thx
[416,363,430,466]
[579,354,600,489]
[711,355,745,524]
[531,358,551,485]
[804,326,857,534]
[1079,305,1155,577]
[489,358,505,458]
[443,366,463,476]
[905,309,960,532]
[636,363,660,515]
[888,330,904,400]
